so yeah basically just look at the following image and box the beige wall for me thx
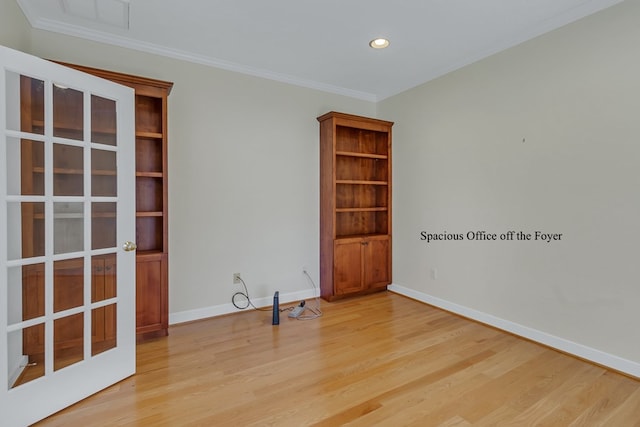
[0,0,30,50]
[25,30,375,315]
[379,0,640,363]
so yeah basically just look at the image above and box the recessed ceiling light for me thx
[369,38,390,49]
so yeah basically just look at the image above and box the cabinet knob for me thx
[122,241,137,252]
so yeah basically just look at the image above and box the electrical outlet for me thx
[302,265,308,274]
[233,273,241,284]
[430,268,438,280]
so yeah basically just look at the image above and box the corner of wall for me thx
[0,1,32,52]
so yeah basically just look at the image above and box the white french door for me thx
[0,45,136,426]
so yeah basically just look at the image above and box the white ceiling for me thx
[17,0,624,101]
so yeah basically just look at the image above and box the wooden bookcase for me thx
[318,112,393,301]
[59,63,173,341]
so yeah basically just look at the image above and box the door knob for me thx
[122,241,137,252]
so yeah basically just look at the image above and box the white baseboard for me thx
[388,283,640,379]
[169,288,317,325]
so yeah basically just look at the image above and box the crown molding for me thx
[19,13,377,102]
[17,0,623,103]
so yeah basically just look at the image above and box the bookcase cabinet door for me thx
[333,236,391,296]
[135,255,168,338]
[334,239,363,296]
[364,236,391,290]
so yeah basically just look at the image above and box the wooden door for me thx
[0,45,136,426]
[364,236,391,290]
[334,239,363,295]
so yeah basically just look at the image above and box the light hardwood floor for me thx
[36,292,640,426]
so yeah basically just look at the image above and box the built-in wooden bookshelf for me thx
[59,62,173,341]
[318,112,393,300]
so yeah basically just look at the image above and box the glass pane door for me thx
[1,45,136,426]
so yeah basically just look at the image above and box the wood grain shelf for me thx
[336,180,388,185]
[336,151,388,160]
[136,212,163,217]
[336,207,388,213]
[29,119,117,137]
[33,212,117,220]
[136,131,163,139]
[31,168,117,176]
[136,172,163,178]
[136,249,164,256]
